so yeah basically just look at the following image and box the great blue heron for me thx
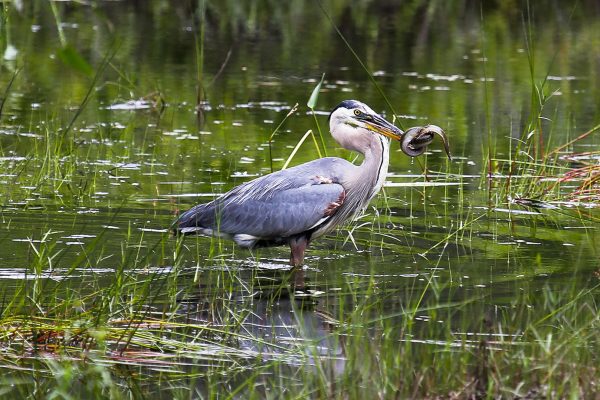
[174,100,450,267]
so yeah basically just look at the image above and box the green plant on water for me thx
[0,205,598,398]
[475,4,600,208]
[267,102,298,173]
[278,77,330,170]
[307,72,327,157]
[0,68,20,121]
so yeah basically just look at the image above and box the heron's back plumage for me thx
[175,157,355,247]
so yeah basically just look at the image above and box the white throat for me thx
[369,135,390,201]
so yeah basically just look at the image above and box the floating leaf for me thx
[307,73,325,109]
[57,45,94,77]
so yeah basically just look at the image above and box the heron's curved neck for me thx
[360,134,390,200]
[312,132,391,238]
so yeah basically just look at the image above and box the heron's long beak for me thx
[363,114,403,141]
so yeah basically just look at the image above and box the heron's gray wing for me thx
[176,158,352,239]
[219,157,351,203]
[219,182,345,238]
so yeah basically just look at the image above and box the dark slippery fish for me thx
[401,125,451,159]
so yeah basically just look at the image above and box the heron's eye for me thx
[354,109,362,116]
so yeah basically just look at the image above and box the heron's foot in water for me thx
[290,266,306,291]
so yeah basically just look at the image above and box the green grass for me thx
[1,243,597,398]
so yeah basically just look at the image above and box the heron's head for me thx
[328,100,402,154]
[328,100,451,159]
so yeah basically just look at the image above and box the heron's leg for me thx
[289,236,309,267]
[288,236,309,290]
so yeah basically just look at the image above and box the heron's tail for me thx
[172,203,212,236]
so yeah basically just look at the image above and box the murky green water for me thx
[0,1,599,398]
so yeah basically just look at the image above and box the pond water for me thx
[0,1,599,398]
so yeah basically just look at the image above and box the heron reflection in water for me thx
[174,100,450,269]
